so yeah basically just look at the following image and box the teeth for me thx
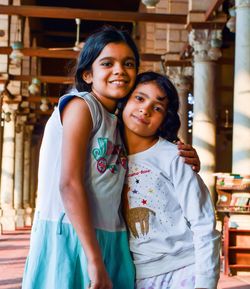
[112,81,125,84]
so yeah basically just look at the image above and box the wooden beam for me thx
[187,11,227,30]
[0,47,163,61]
[0,47,78,59]
[0,5,187,24]
[9,74,74,84]
[205,0,225,21]
[165,60,192,67]
[29,96,59,103]
[141,53,162,62]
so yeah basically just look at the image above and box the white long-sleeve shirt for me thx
[124,138,220,289]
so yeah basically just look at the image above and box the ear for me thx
[82,71,93,84]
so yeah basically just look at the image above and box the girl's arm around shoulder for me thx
[60,97,112,289]
[177,141,200,173]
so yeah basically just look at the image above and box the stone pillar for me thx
[232,0,250,174]
[189,29,221,202]
[170,67,193,144]
[29,129,39,210]
[23,124,33,226]
[29,141,37,209]
[14,115,27,227]
[0,103,18,230]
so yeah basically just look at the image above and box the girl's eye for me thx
[101,62,112,67]
[124,61,135,68]
[135,95,144,101]
[154,106,164,112]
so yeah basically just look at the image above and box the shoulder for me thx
[61,96,91,121]
[157,139,194,174]
[157,138,179,160]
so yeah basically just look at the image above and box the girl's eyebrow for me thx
[136,91,166,102]
[98,56,135,62]
[157,96,167,102]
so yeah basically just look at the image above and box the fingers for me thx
[177,142,193,151]
[178,150,196,158]
[177,142,201,173]
[182,156,200,173]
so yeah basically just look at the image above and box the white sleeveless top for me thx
[36,92,128,232]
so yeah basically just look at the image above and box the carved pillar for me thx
[29,119,39,210]
[170,67,193,144]
[189,29,222,202]
[232,0,250,173]
[30,138,38,209]
[0,103,18,230]
[14,115,27,227]
[23,124,34,226]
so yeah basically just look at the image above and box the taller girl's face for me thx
[122,81,168,139]
[83,42,137,112]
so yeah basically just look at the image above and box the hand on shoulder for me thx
[177,141,200,173]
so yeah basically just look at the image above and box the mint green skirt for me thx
[22,215,135,289]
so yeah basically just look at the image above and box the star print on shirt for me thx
[132,189,138,194]
[142,199,147,205]
[135,179,139,184]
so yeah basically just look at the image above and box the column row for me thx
[0,105,39,231]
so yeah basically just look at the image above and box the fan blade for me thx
[48,47,74,51]
[47,19,82,52]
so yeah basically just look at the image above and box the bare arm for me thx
[177,141,201,173]
[60,98,112,289]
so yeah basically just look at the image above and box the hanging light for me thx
[28,77,41,95]
[40,97,50,112]
[141,0,160,9]
[9,41,24,66]
[226,7,236,33]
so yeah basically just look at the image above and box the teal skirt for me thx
[22,215,135,289]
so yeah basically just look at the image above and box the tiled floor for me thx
[0,229,250,289]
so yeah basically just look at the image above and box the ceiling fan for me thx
[49,18,84,52]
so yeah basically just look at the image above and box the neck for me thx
[91,91,117,113]
[123,129,159,155]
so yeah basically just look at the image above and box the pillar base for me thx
[15,208,25,228]
[24,207,34,226]
[1,208,16,231]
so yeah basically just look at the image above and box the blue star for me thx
[132,189,138,194]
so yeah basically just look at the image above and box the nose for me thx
[139,107,150,116]
[113,62,126,75]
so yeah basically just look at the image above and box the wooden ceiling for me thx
[0,0,233,119]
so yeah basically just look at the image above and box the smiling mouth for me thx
[132,114,149,125]
[109,80,128,86]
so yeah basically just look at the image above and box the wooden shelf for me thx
[229,229,250,233]
[229,264,250,269]
[229,247,250,250]
[217,209,250,214]
[216,185,250,191]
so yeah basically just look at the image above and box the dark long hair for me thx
[75,26,140,92]
[119,71,181,143]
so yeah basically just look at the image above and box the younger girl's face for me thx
[83,42,137,112]
[122,81,168,139]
